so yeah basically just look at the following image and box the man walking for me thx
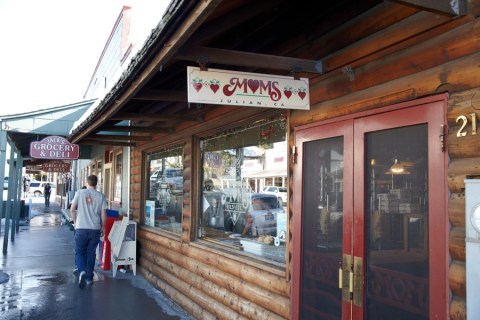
[70,175,107,289]
[43,183,51,207]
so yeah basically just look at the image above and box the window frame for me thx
[142,143,185,235]
[194,112,289,267]
[113,150,123,203]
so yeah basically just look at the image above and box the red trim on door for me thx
[353,98,448,319]
[291,120,354,319]
[292,94,448,320]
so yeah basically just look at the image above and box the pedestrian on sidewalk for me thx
[72,185,87,276]
[44,183,51,207]
[70,175,107,289]
[23,176,30,198]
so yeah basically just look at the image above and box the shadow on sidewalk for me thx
[0,200,192,320]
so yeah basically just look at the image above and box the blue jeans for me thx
[75,229,101,281]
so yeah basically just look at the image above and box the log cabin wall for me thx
[130,106,291,319]
[287,20,480,320]
[446,88,480,319]
[123,2,480,319]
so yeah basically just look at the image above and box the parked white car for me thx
[28,182,56,197]
[3,177,8,189]
[261,186,287,205]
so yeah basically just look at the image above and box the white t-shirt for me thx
[72,188,107,230]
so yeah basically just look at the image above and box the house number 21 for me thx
[456,113,477,137]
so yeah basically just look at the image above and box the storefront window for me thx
[114,152,122,202]
[97,160,102,192]
[144,145,183,234]
[199,114,287,264]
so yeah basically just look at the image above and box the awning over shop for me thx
[244,169,286,179]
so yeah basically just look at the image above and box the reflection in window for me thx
[144,145,183,234]
[97,161,102,192]
[199,114,287,264]
[365,124,429,319]
[114,153,122,202]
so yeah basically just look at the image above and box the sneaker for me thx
[86,280,93,285]
[73,268,78,276]
[78,271,86,289]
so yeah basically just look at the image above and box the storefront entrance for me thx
[292,97,447,319]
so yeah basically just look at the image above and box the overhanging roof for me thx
[0,99,95,162]
[67,0,472,148]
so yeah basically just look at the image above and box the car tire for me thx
[34,191,42,197]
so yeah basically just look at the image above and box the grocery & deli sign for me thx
[187,67,310,110]
[30,136,79,160]
[42,160,71,172]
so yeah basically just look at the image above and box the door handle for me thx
[341,255,352,302]
[340,255,363,305]
[338,262,343,289]
[341,255,363,305]
[349,269,354,294]
[353,256,363,306]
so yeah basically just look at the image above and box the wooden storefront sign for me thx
[42,160,71,173]
[187,66,310,110]
[30,136,79,160]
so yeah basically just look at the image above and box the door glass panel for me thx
[301,137,343,319]
[365,124,428,319]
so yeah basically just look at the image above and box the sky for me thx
[0,0,169,116]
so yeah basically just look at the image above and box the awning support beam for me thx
[176,46,323,74]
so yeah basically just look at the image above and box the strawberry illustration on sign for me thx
[283,85,293,99]
[192,77,203,92]
[209,79,220,93]
[298,87,307,100]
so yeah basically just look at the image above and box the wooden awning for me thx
[68,0,472,148]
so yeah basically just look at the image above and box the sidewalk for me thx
[0,197,193,320]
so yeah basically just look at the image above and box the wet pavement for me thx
[0,196,193,320]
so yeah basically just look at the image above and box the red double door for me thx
[292,97,448,320]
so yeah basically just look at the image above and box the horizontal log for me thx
[138,228,290,296]
[141,247,285,319]
[448,261,466,298]
[448,157,480,192]
[277,2,418,61]
[131,209,140,221]
[139,266,217,320]
[449,227,466,261]
[140,237,289,318]
[322,10,451,72]
[292,51,480,127]
[391,0,466,16]
[448,126,480,158]
[449,192,466,228]
[140,255,251,320]
[309,18,480,107]
[450,297,466,320]
[447,87,480,124]
[474,0,480,17]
